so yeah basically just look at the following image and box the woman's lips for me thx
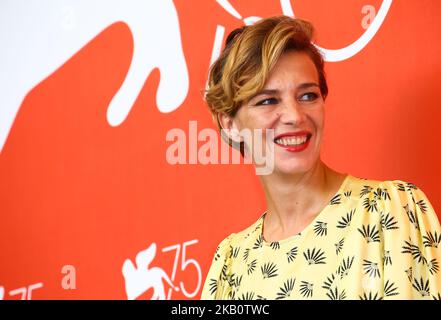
[280,138,310,152]
[273,131,312,153]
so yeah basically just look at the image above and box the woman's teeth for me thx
[275,136,308,146]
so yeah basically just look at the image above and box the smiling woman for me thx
[201,16,441,300]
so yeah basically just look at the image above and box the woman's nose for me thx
[277,98,306,126]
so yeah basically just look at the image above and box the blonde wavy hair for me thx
[205,15,328,155]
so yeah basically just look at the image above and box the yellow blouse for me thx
[201,174,441,300]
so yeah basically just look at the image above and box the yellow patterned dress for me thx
[201,174,441,300]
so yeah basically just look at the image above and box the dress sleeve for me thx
[382,181,441,299]
[201,234,235,300]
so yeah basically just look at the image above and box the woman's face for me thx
[232,50,325,175]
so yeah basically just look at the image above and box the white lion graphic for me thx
[122,243,175,300]
[0,0,189,152]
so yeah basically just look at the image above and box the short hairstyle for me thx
[204,15,328,155]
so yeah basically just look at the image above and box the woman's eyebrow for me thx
[251,89,279,99]
[248,82,320,101]
[247,89,278,103]
[249,83,320,101]
[297,82,320,90]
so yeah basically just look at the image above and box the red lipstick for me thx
[273,131,312,153]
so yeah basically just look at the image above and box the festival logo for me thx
[122,240,202,300]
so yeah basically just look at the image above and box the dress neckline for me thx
[257,173,352,246]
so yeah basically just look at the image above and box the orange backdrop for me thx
[0,0,440,299]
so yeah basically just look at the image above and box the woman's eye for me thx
[299,92,319,102]
[255,98,278,106]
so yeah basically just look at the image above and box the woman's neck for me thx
[259,161,345,242]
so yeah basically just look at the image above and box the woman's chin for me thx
[269,154,320,175]
[272,163,314,176]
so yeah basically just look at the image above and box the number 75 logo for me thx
[122,240,201,300]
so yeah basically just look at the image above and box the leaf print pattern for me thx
[359,291,383,300]
[243,248,250,261]
[299,281,313,298]
[202,176,441,300]
[221,264,228,281]
[303,248,326,265]
[214,245,221,261]
[360,185,373,197]
[286,246,298,263]
[412,277,430,297]
[395,183,406,192]
[358,224,381,243]
[329,194,341,205]
[384,280,398,297]
[427,259,439,275]
[401,239,427,264]
[261,262,278,279]
[270,241,280,250]
[432,292,441,300]
[276,278,295,299]
[405,267,413,283]
[395,182,418,192]
[363,260,380,278]
[335,238,345,255]
[415,199,428,213]
[314,221,327,236]
[226,272,239,287]
[253,235,263,249]
[374,188,391,201]
[230,246,240,258]
[322,273,336,291]
[380,212,399,230]
[363,197,378,213]
[247,259,257,275]
[383,250,392,266]
[232,274,242,288]
[238,292,255,300]
[209,279,218,295]
[327,287,346,300]
[406,182,418,191]
[337,256,354,279]
[423,231,441,248]
[337,209,355,229]
[403,204,420,230]
[344,190,352,198]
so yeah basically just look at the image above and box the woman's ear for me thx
[217,113,242,144]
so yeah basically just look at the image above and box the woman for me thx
[201,16,441,300]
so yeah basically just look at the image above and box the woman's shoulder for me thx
[347,174,439,230]
[347,174,431,200]
[202,218,264,300]
[213,215,264,252]
[348,174,407,188]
